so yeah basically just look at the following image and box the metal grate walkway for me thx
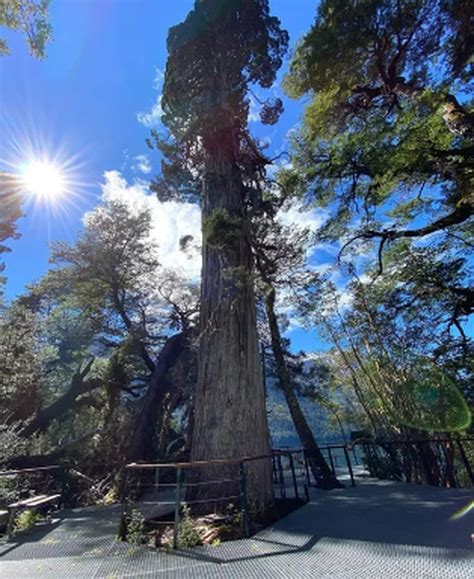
[0,477,472,577]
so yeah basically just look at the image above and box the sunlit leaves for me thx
[0,0,52,59]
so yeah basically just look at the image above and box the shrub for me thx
[177,504,201,548]
[126,509,145,545]
[13,510,41,534]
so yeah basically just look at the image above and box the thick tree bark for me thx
[265,286,342,489]
[190,133,273,511]
[126,332,188,463]
[20,359,101,438]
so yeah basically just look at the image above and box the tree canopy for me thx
[0,0,52,58]
[283,0,473,249]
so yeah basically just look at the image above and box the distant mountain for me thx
[266,381,345,448]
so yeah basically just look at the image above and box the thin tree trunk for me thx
[127,332,188,463]
[20,359,101,437]
[190,133,272,511]
[265,286,342,489]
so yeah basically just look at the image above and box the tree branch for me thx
[339,199,473,262]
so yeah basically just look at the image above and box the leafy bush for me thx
[13,510,41,534]
[0,477,19,506]
[177,504,201,548]
[98,488,118,506]
[126,509,145,545]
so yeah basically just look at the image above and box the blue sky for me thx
[1,0,328,350]
[0,0,316,285]
[3,1,469,352]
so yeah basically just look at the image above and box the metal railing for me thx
[308,437,474,489]
[352,437,474,488]
[120,448,309,548]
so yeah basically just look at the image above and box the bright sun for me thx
[21,161,66,200]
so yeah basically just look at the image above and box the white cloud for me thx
[137,68,165,128]
[153,67,164,90]
[335,286,354,310]
[137,98,164,128]
[248,94,260,123]
[98,171,202,280]
[277,204,327,233]
[133,154,152,175]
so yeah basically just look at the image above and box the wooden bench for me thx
[6,493,61,537]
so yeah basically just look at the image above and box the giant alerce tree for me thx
[158,0,288,508]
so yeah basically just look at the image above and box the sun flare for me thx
[21,160,66,200]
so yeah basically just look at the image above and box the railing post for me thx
[173,467,182,549]
[456,439,474,486]
[277,453,286,498]
[327,447,336,476]
[288,452,299,500]
[302,456,310,502]
[58,465,70,508]
[239,461,250,538]
[440,440,458,488]
[364,444,375,477]
[303,450,312,488]
[154,466,160,494]
[272,453,278,484]
[117,468,130,541]
[343,445,356,487]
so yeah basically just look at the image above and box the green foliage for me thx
[152,0,289,200]
[162,0,288,142]
[282,3,473,440]
[0,472,18,505]
[0,0,52,58]
[300,265,472,439]
[0,300,43,422]
[203,208,243,249]
[13,509,41,534]
[285,0,471,99]
[98,488,118,507]
[283,0,473,249]
[0,173,23,293]
[125,509,145,545]
[177,503,201,548]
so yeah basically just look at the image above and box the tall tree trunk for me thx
[265,286,342,489]
[190,133,272,511]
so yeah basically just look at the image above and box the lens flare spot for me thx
[21,161,65,200]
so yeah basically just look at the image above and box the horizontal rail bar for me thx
[126,449,303,471]
[126,454,275,470]
[0,465,62,476]
[314,438,474,452]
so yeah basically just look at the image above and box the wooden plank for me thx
[6,494,61,538]
[26,494,61,508]
[8,495,48,508]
